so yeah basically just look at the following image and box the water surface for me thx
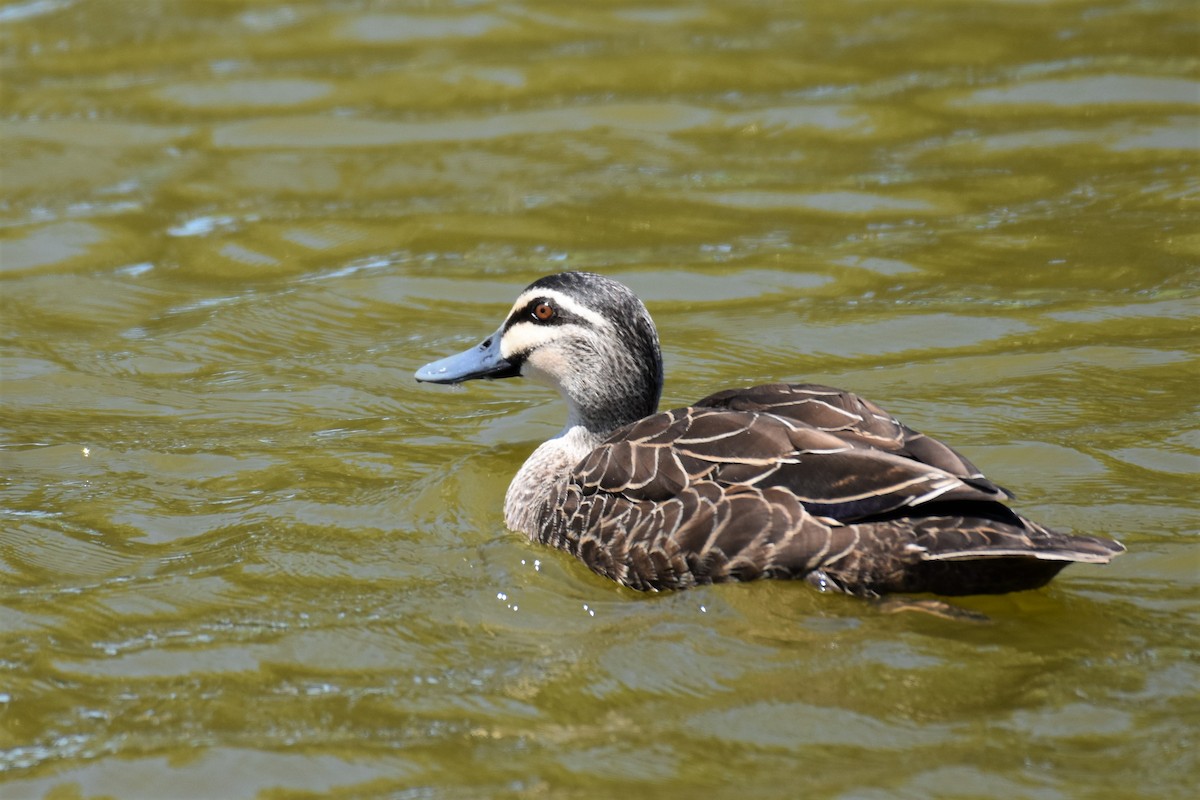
[1,1,1197,798]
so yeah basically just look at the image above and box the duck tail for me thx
[923,532,1126,564]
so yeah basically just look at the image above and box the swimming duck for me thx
[415,271,1124,596]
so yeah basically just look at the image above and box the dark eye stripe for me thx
[504,298,578,331]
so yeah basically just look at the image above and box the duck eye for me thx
[533,302,556,322]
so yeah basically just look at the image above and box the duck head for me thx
[415,272,664,436]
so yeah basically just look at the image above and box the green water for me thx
[1,1,1197,798]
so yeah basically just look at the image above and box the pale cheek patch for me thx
[501,321,561,360]
[524,348,572,389]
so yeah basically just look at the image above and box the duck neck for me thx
[559,349,663,438]
[563,397,641,443]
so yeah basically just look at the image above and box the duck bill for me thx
[414,328,521,384]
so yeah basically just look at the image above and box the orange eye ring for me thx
[533,302,556,322]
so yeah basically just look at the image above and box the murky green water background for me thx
[2,1,1197,798]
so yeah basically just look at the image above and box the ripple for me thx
[157,79,333,108]
[1110,117,1200,152]
[340,12,511,42]
[1109,447,1200,476]
[832,255,920,275]
[4,516,138,582]
[1046,298,1197,323]
[167,214,240,238]
[723,103,870,134]
[620,267,830,302]
[952,75,1199,109]
[1,748,412,798]
[766,313,1035,360]
[690,189,953,215]
[0,119,191,146]
[0,0,75,23]
[212,103,718,148]
[689,701,950,749]
[0,220,106,273]
[1005,702,1135,740]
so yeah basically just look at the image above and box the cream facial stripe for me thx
[501,320,569,360]
[506,289,612,330]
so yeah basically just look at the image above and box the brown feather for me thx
[532,387,1123,595]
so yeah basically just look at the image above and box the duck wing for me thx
[695,383,1013,498]
[576,404,1004,522]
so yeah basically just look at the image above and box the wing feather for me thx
[696,383,1012,497]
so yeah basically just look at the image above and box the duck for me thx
[415,271,1124,597]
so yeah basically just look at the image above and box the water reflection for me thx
[1,0,1197,798]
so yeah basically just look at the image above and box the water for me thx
[1,1,1197,798]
